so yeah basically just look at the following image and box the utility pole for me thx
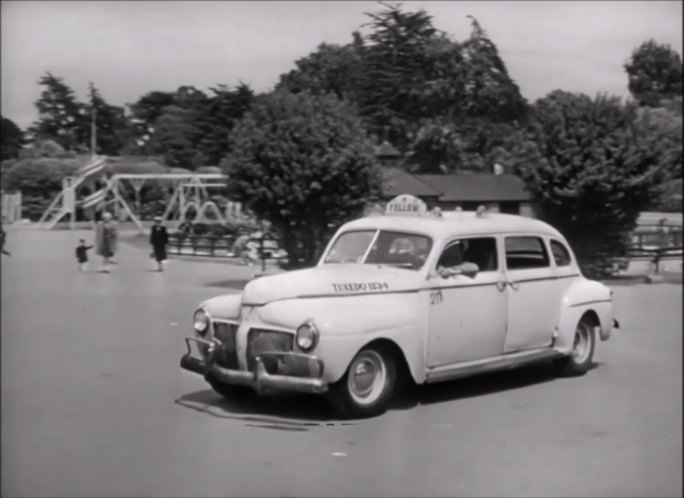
[90,107,97,157]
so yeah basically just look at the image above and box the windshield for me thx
[323,230,433,270]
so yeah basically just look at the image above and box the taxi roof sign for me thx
[385,194,428,217]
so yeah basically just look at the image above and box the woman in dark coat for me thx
[149,216,169,271]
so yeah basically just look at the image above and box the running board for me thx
[425,348,564,384]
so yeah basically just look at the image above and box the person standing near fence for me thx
[149,216,169,272]
[94,212,118,272]
[232,232,255,266]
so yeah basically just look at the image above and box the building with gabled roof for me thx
[379,166,535,217]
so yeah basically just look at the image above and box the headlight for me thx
[193,309,210,336]
[296,320,319,352]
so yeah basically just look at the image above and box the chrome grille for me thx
[213,322,239,369]
[246,328,294,372]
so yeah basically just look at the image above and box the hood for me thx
[242,264,422,306]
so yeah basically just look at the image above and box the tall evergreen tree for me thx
[357,3,446,147]
[196,83,255,166]
[85,83,131,156]
[29,72,85,151]
[459,17,527,121]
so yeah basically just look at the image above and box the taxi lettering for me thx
[332,282,389,293]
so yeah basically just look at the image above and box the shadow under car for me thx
[176,360,601,422]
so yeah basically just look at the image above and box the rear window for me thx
[505,236,550,270]
[550,239,572,266]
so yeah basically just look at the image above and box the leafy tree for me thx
[624,40,683,107]
[126,86,220,167]
[1,116,24,161]
[149,105,206,169]
[125,90,177,154]
[274,3,528,173]
[29,72,86,151]
[2,157,80,220]
[651,178,682,212]
[221,90,382,267]
[15,138,79,161]
[127,90,176,127]
[501,91,674,276]
[636,98,683,211]
[277,39,364,101]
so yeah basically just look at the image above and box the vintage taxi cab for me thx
[180,194,619,418]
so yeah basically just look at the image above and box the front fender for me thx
[258,294,425,384]
[556,279,614,353]
[200,293,242,320]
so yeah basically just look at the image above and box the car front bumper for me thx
[180,337,328,394]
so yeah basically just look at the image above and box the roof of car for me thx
[341,211,565,240]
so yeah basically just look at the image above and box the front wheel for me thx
[326,345,397,419]
[555,318,596,376]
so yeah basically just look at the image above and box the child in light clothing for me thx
[75,239,93,271]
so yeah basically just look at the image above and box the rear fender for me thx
[556,279,614,353]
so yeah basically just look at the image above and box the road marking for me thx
[332,452,347,457]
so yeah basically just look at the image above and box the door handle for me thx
[496,281,507,292]
[509,281,520,291]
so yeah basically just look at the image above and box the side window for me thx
[550,239,572,266]
[437,237,498,272]
[505,236,550,270]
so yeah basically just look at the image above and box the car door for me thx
[547,236,582,313]
[502,234,558,353]
[425,236,508,367]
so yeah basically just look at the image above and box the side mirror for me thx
[437,262,479,279]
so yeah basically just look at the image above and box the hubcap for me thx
[572,322,592,364]
[347,350,387,406]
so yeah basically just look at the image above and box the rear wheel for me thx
[555,317,596,376]
[326,345,397,419]
[208,378,256,399]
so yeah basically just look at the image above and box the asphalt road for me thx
[1,228,682,497]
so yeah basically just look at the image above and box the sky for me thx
[1,0,682,129]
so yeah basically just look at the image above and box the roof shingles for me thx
[380,167,531,202]
[412,173,531,202]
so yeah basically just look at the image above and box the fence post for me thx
[653,248,661,274]
[260,235,266,273]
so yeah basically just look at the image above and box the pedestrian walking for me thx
[1,227,10,256]
[149,216,169,272]
[75,239,93,271]
[94,212,118,272]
